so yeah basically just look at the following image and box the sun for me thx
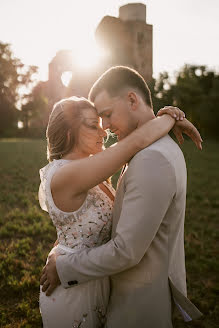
[60,41,107,87]
[61,71,73,87]
[70,40,107,72]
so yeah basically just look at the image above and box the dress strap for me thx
[102,181,115,197]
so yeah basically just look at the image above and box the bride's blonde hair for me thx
[46,97,94,162]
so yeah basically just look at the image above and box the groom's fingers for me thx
[42,280,50,292]
[45,284,56,296]
[40,273,47,285]
[40,265,47,284]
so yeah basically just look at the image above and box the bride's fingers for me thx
[175,118,203,150]
[191,133,202,150]
[157,108,177,119]
[176,108,185,121]
[184,125,203,150]
[173,128,184,145]
[157,107,185,121]
[168,107,185,121]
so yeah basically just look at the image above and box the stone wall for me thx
[95,3,153,82]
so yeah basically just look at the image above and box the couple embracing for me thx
[39,66,202,327]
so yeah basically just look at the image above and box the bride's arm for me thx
[54,112,201,195]
[53,114,175,194]
[156,106,203,149]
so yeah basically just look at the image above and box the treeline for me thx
[0,41,218,138]
[150,65,219,138]
[0,42,47,138]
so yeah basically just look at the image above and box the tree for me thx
[152,65,219,138]
[0,42,20,135]
[0,41,38,136]
[19,80,49,137]
[149,73,174,113]
[20,94,48,135]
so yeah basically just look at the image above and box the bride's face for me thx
[76,108,107,155]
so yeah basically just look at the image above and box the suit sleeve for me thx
[56,150,176,288]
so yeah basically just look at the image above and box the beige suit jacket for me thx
[56,135,202,327]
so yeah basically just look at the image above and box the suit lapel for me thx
[117,164,128,187]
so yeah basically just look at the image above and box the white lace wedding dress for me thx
[38,159,115,328]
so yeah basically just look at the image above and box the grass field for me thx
[0,138,218,327]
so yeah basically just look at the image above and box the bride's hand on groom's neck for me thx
[173,119,203,150]
[156,106,203,150]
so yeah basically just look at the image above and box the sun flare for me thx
[70,41,107,72]
[60,41,108,87]
[61,71,73,87]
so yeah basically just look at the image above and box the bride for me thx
[39,96,201,327]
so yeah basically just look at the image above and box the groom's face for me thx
[94,90,136,140]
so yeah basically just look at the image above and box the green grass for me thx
[0,138,218,327]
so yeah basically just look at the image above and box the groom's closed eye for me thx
[104,112,111,118]
[98,106,112,118]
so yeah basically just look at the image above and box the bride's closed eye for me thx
[90,125,99,130]
[82,120,99,130]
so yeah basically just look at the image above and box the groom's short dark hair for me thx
[89,66,152,108]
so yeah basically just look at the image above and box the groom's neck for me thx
[136,106,155,129]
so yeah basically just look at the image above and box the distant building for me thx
[36,3,153,126]
[47,50,74,106]
[96,3,153,82]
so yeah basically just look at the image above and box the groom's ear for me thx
[127,92,138,111]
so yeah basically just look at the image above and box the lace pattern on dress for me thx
[39,159,114,251]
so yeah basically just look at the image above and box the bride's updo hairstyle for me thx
[46,96,94,162]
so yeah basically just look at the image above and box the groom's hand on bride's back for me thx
[40,253,61,296]
[157,106,203,150]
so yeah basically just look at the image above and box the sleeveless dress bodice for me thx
[39,159,114,250]
[39,159,115,328]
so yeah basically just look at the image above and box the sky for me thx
[0,0,219,82]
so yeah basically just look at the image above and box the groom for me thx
[41,66,202,327]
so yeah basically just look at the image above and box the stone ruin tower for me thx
[43,2,153,117]
[29,3,153,130]
[96,2,153,82]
